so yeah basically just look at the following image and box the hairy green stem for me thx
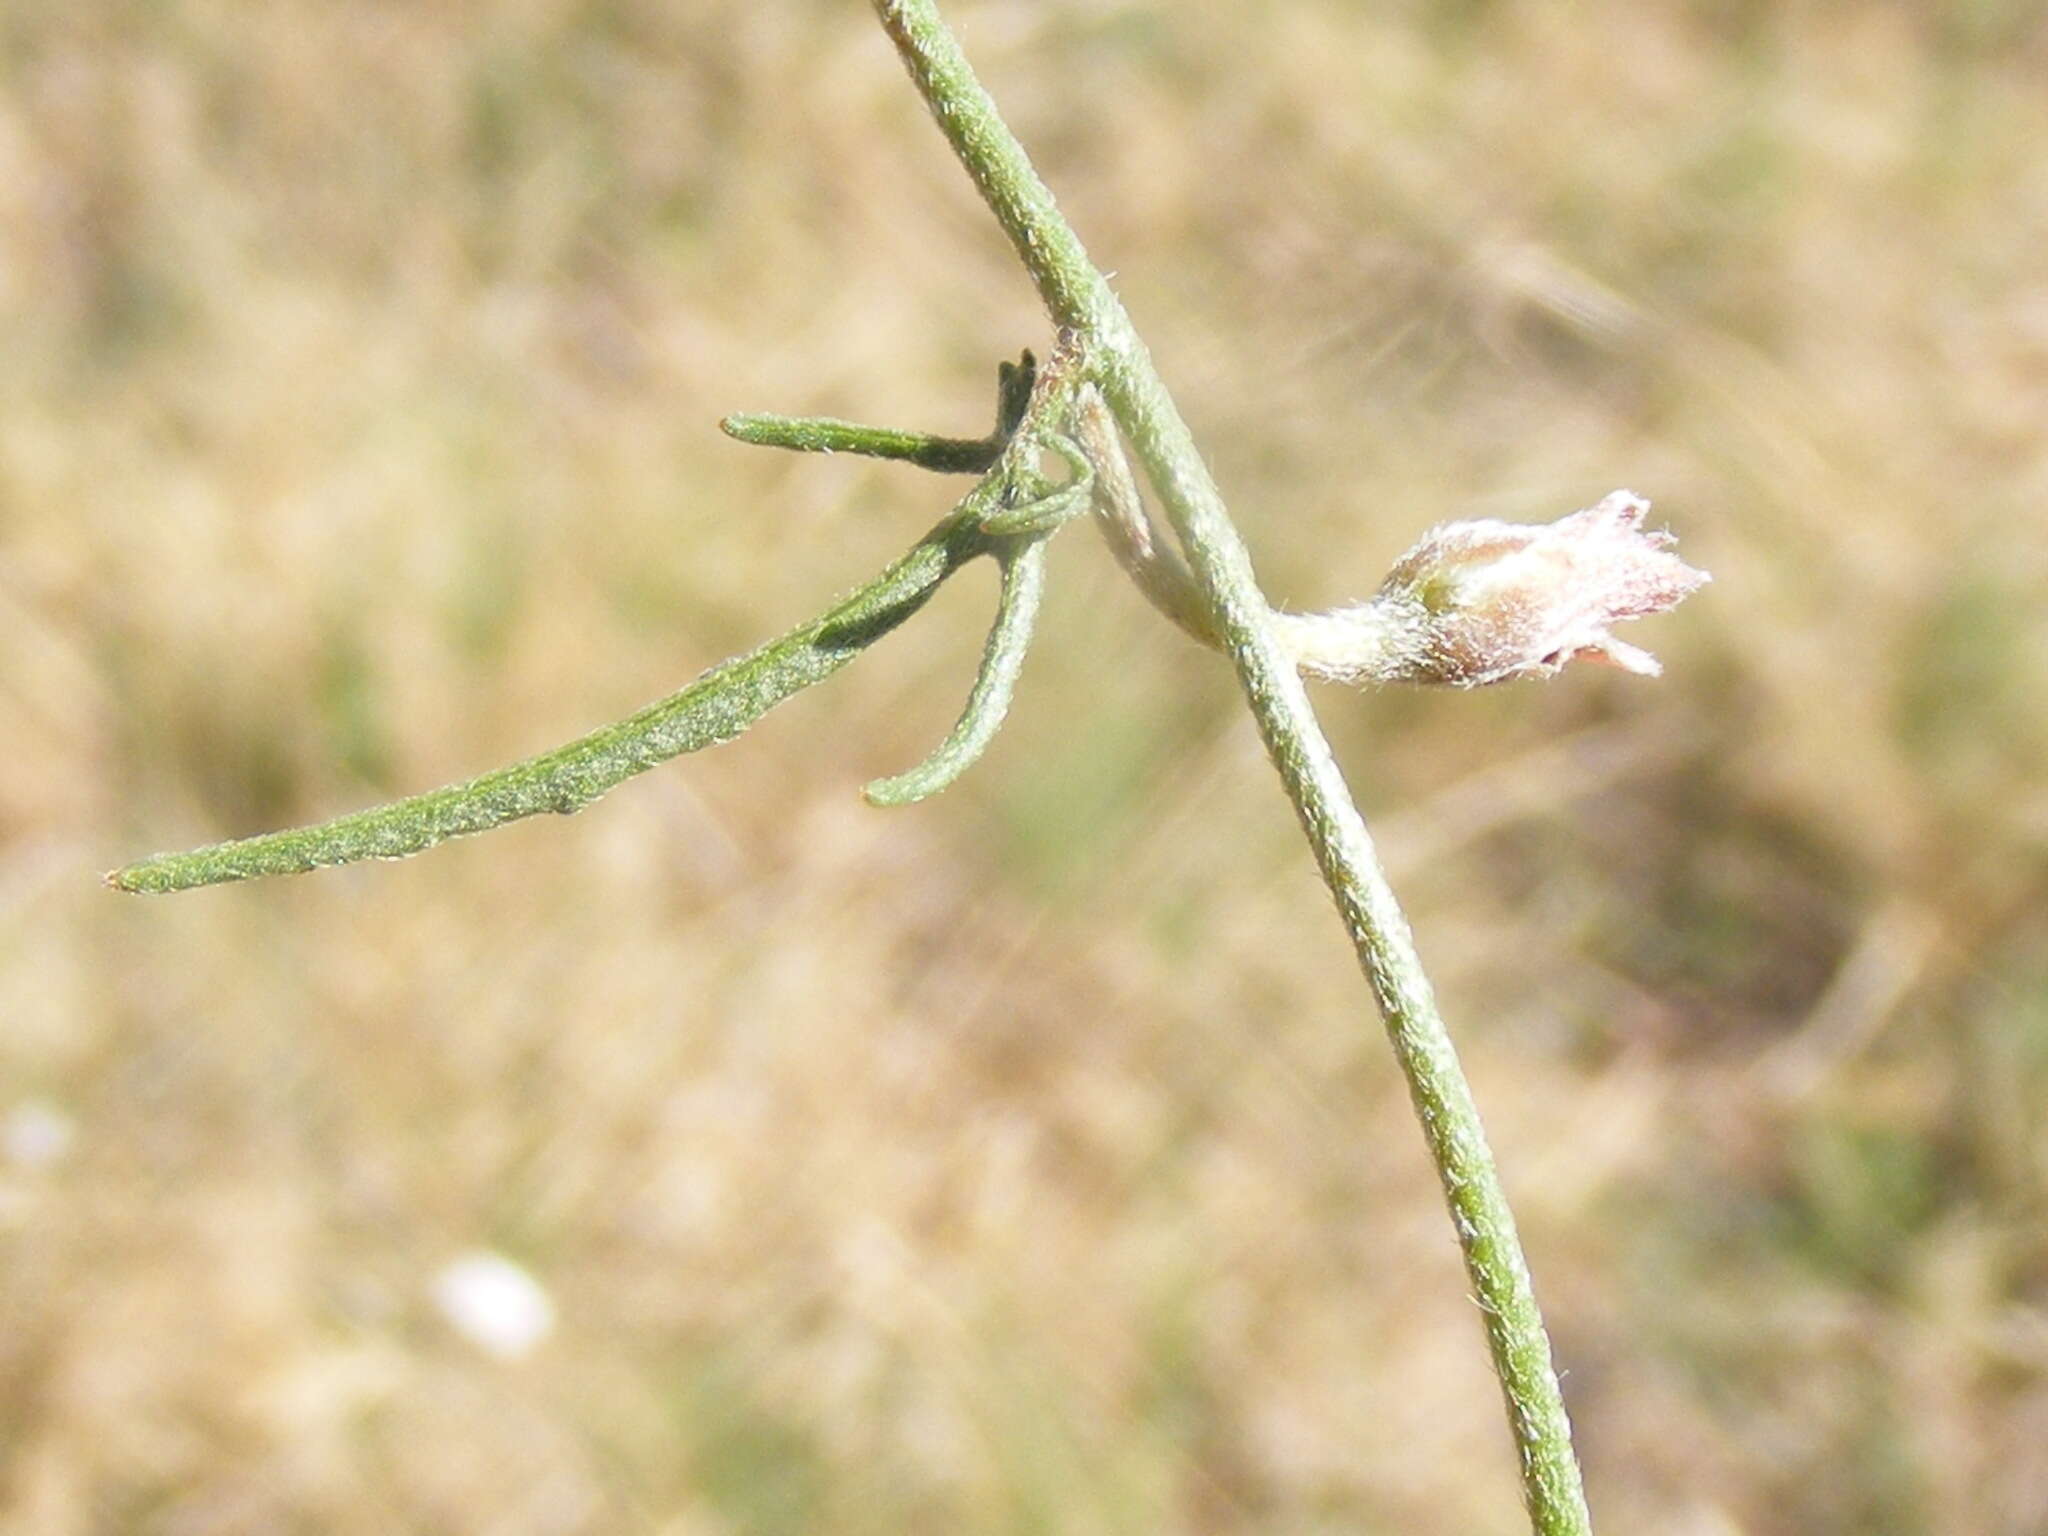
[872,3,1593,1529]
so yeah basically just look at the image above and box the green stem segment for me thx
[871,3,1593,1530]
[109,512,992,894]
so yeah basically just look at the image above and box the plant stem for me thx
[871,3,1593,1529]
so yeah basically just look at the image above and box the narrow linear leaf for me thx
[865,535,1047,807]
[721,413,999,474]
[110,516,990,894]
[721,351,1036,477]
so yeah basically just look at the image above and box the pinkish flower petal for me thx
[1282,490,1709,687]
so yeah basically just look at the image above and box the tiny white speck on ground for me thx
[431,1251,557,1360]
[2,1101,75,1170]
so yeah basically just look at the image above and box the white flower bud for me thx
[1278,491,1709,687]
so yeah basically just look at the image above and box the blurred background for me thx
[5,1,2047,1531]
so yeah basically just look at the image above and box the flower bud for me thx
[1279,491,1709,687]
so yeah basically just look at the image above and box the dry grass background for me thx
[4,1,2048,1531]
